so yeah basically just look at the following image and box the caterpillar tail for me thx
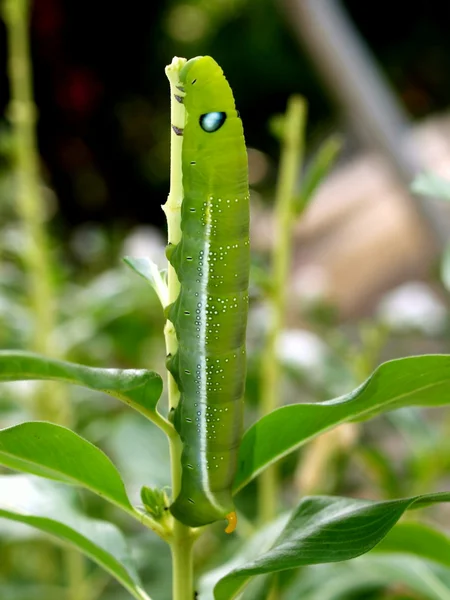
[225,511,237,534]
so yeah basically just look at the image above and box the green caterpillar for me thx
[167,56,249,531]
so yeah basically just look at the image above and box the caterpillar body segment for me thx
[167,56,249,529]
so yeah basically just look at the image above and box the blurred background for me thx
[2,0,450,313]
[2,0,450,599]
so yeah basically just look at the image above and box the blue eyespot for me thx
[199,112,227,133]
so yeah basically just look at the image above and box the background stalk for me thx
[2,0,71,425]
[3,1,83,597]
[258,96,307,525]
[164,56,195,600]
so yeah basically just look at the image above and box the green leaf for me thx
[0,421,132,513]
[296,134,342,213]
[375,521,450,570]
[140,485,169,521]
[123,257,168,307]
[239,574,276,600]
[234,355,450,492]
[214,493,450,600]
[199,515,289,598]
[285,556,450,600]
[412,172,450,201]
[0,350,165,426]
[0,475,152,600]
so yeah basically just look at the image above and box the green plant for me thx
[4,51,450,600]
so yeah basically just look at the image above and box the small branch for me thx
[164,56,196,600]
[129,506,171,541]
[163,56,185,417]
[2,0,72,426]
[65,548,87,600]
[259,96,307,524]
[2,0,81,594]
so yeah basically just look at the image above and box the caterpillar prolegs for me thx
[167,57,249,530]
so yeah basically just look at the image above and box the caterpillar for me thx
[167,56,249,531]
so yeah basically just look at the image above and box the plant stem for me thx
[3,0,81,595]
[65,548,87,600]
[164,57,195,600]
[258,96,307,525]
[163,57,184,417]
[2,0,72,426]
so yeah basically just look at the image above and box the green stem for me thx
[65,548,87,600]
[3,0,80,594]
[164,57,196,600]
[2,0,72,426]
[258,96,307,525]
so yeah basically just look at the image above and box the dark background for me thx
[1,0,450,231]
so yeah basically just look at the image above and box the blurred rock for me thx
[278,328,328,376]
[251,114,450,318]
[377,281,447,335]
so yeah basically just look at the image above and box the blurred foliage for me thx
[2,164,450,599]
[2,0,450,598]
[1,0,449,232]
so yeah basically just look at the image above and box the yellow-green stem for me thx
[3,0,80,593]
[3,0,71,426]
[65,548,88,600]
[164,57,195,600]
[259,97,307,525]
